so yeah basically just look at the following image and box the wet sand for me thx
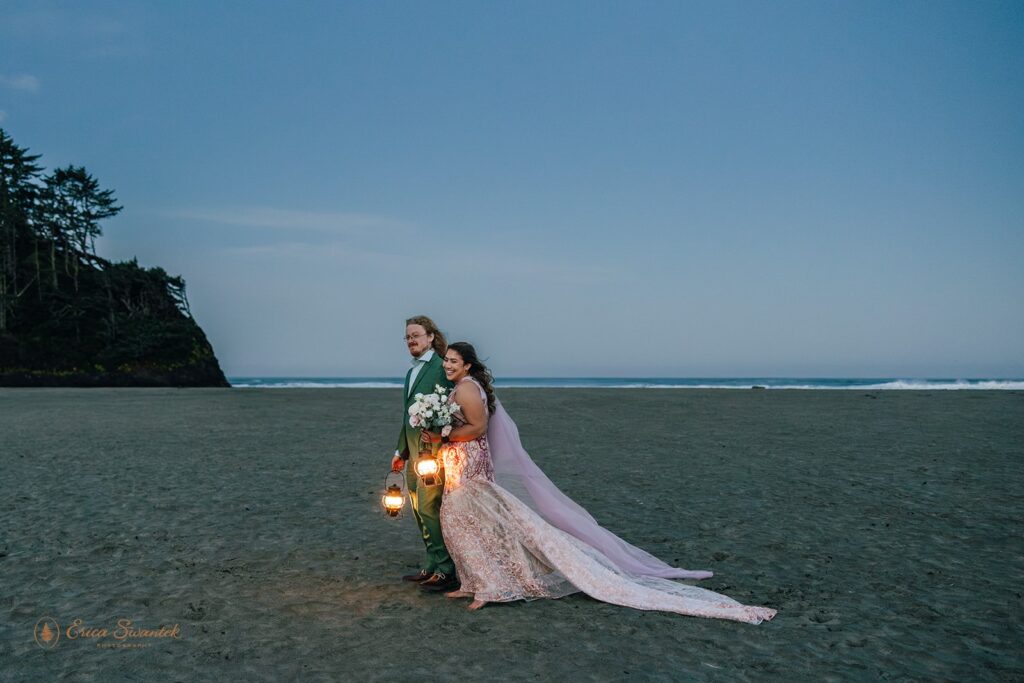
[1,388,1022,681]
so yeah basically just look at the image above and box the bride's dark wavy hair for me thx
[447,342,496,415]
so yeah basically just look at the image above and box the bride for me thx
[420,342,776,624]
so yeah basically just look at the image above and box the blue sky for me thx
[2,1,1022,377]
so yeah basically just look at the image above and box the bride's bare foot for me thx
[444,590,473,599]
[467,599,488,610]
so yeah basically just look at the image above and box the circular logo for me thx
[34,617,61,649]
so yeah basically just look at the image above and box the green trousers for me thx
[405,451,455,576]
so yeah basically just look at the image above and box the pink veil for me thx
[487,396,713,580]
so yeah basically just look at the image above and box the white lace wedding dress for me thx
[438,377,777,624]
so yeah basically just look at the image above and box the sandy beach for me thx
[1,388,1022,681]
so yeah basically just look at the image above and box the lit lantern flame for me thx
[382,473,406,517]
[416,455,441,486]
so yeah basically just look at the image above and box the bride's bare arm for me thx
[446,384,488,442]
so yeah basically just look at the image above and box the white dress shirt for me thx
[407,348,434,397]
[396,348,436,459]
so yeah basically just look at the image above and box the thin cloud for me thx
[220,241,399,265]
[5,7,127,37]
[174,206,414,235]
[459,248,614,286]
[0,74,40,92]
[3,7,145,59]
[0,111,7,124]
[219,239,612,285]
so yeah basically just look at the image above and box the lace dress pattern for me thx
[438,377,777,624]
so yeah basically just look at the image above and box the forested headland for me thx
[0,129,229,387]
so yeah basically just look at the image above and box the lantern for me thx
[415,454,442,487]
[382,472,406,517]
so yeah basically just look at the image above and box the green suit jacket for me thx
[396,351,455,460]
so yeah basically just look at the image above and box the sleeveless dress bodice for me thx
[441,377,494,493]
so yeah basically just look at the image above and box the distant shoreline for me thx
[227,377,1024,390]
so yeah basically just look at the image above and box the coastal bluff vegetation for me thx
[0,129,228,387]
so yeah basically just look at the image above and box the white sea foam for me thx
[840,380,1024,391]
[497,380,1024,390]
[230,378,1024,390]
[615,381,1024,390]
[628,380,1024,390]
[233,381,402,389]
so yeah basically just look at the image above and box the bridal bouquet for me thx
[408,384,460,438]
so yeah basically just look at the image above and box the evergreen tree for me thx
[41,166,121,291]
[0,130,42,331]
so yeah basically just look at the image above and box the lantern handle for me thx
[384,470,405,490]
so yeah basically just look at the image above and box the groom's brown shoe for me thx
[419,572,460,592]
[402,570,433,583]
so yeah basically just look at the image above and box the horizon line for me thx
[226,375,1024,380]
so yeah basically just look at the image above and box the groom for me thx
[390,315,458,591]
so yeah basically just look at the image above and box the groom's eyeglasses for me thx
[404,333,427,342]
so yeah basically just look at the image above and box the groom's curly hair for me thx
[406,315,448,356]
[447,342,496,415]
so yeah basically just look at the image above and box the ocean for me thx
[228,377,1024,390]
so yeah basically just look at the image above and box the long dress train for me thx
[438,377,777,624]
